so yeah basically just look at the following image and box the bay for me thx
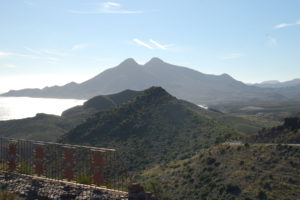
[0,97,85,121]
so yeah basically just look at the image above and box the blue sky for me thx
[0,0,299,93]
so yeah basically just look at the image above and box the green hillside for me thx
[140,144,300,200]
[0,90,140,141]
[0,113,71,141]
[60,87,243,172]
[61,89,141,126]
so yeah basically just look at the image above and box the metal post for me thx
[92,150,105,186]
[34,143,45,176]
[8,141,17,171]
[63,146,75,180]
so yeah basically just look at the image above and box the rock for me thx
[128,183,155,200]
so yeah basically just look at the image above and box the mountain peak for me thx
[145,57,164,65]
[119,58,139,66]
[220,73,234,79]
[145,86,168,94]
[138,86,173,102]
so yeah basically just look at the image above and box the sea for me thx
[0,97,86,121]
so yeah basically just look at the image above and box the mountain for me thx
[254,78,300,88]
[0,89,140,141]
[0,57,289,105]
[60,87,243,171]
[140,143,300,200]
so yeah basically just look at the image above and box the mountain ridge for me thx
[253,78,300,88]
[1,58,299,105]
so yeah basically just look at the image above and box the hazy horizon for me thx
[0,57,300,94]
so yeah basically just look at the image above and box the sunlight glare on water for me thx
[0,97,86,121]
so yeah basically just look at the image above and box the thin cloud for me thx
[0,52,14,58]
[274,20,300,29]
[25,47,68,57]
[133,39,153,49]
[220,53,243,60]
[149,39,167,50]
[70,2,143,14]
[0,49,58,62]
[0,64,16,69]
[72,43,89,51]
[42,49,68,57]
[103,2,120,8]
[24,47,42,55]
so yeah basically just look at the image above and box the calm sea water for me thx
[0,97,85,121]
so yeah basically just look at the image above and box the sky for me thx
[0,0,299,93]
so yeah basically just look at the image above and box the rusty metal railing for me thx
[0,137,129,192]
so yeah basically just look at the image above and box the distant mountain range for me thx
[1,58,300,105]
[252,79,300,88]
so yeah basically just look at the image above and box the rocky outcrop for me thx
[128,183,155,200]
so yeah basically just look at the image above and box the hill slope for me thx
[0,89,140,141]
[140,144,300,200]
[249,116,300,144]
[60,87,242,171]
[0,58,289,105]
[0,113,71,141]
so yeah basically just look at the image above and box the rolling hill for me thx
[0,89,141,141]
[60,87,243,171]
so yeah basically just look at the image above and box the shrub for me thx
[206,157,216,165]
[0,190,20,200]
[225,184,241,195]
[75,174,92,185]
[257,190,267,200]
[18,162,34,175]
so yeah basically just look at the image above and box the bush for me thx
[0,190,20,200]
[18,162,34,175]
[225,184,241,195]
[75,174,92,185]
[144,178,170,199]
[257,190,267,200]
[206,157,216,165]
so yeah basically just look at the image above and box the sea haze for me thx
[0,97,85,121]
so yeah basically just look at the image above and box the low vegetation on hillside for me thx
[61,87,243,172]
[140,144,300,200]
[250,116,300,143]
[0,90,140,141]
